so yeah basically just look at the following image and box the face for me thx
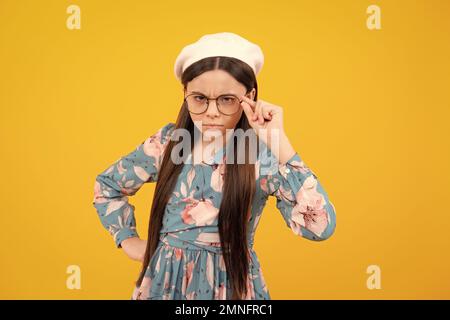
[184,69,256,139]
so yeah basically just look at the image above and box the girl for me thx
[92,32,336,300]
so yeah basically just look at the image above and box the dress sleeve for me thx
[92,122,175,248]
[259,147,337,241]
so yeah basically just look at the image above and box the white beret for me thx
[174,32,264,82]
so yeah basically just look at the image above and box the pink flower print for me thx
[261,175,279,195]
[180,198,219,226]
[260,177,268,194]
[174,247,183,261]
[290,175,329,237]
[211,163,225,192]
[302,207,329,236]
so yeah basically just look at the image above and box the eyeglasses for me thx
[184,91,250,115]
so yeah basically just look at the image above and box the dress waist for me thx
[158,231,254,254]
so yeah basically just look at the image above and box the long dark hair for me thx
[135,56,259,299]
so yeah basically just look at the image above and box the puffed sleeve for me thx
[259,145,336,241]
[92,122,176,248]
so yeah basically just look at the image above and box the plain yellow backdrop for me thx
[1,0,449,299]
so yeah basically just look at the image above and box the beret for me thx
[174,32,264,82]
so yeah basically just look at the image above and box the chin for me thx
[202,128,225,136]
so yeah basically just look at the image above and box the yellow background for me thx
[1,0,449,299]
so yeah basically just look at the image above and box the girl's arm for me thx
[92,122,175,248]
[240,95,336,241]
[259,137,337,241]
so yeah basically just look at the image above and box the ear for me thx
[249,88,256,100]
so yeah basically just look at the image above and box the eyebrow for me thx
[189,90,238,96]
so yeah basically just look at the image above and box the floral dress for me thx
[92,122,337,300]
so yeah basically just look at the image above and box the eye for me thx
[219,96,237,104]
[193,95,206,102]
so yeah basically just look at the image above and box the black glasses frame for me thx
[184,91,252,116]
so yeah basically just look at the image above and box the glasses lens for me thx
[186,94,207,113]
[218,95,240,115]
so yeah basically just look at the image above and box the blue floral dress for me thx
[92,122,337,300]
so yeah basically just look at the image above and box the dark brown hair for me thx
[135,56,259,299]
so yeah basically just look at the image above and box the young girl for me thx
[92,32,336,300]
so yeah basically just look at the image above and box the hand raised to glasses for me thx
[240,96,284,139]
[240,95,296,164]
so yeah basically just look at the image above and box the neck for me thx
[193,131,233,164]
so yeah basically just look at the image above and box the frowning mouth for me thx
[203,124,224,127]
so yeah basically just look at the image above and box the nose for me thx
[205,99,220,118]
